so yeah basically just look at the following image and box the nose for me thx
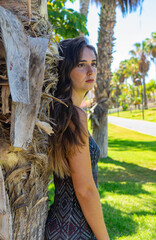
[87,65,94,76]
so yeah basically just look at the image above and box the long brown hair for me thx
[49,37,97,178]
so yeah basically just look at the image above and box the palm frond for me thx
[118,0,144,16]
[90,0,102,7]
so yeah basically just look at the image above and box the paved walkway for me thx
[108,116,156,137]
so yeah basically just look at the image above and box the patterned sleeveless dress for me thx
[45,134,100,240]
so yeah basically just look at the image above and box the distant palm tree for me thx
[117,59,130,83]
[146,79,156,101]
[113,57,142,109]
[80,0,144,157]
[130,42,150,109]
[111,71,122,109]
[125,57,142,109]
[144,32,156,80]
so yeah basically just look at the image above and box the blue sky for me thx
[66,0,156,83]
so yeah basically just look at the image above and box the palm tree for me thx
[111,71,122,109]
[80,0,144,157]
[79,0,90,36]
[88,0,144,157]
[130,42,150,109]
[80,0,90,19]
[119,84,129,111]
[144,32,156,80]
[146,79,156,101]
[0,1,58,239]
[125,57,142,109]
[113,57,143,110]
[128,84,136,111]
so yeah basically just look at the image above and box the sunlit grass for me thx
[109,108,156,122]
[99,124,156,239]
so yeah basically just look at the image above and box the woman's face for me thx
[70,47,97,97]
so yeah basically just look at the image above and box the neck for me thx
[71,89,86,107]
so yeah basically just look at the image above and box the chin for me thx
[87,85,94,91]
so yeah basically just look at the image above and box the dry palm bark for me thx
[0,1,58,239]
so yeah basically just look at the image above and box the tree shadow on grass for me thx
[102,201,156,239]
[98,181,149,197]
[130,210,156,216]
[98,157,156,183]
[108,139,156,152]
[102,202,139,240]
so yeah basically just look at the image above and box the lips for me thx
[86,79,94,83]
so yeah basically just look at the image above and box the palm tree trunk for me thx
[137,87,140,109]
[116,88,120,116]
[93,114,108,157]
[142,74,148,109]
[91,0,116,158]
[3,151,50,240]
[0,1,58,239]
[79,0,89,36]
[79,0,89,18]
[154,58,156,81]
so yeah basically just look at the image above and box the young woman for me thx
[45,37,110,240]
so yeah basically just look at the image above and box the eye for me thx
[91,62,97,67]
[77,63,85,68]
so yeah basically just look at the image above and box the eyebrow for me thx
[79,59,97,62]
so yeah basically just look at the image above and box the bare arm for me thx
[68,109,110,240]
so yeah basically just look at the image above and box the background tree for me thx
[80,0,90,20]
[79,0,90,35]
[128,84,136,111]
[48,0,88,39]
[122,57,142,109]
[144,32,156,80]
[111,71,123,109]
[146,79,156,101]
[119,84,129,111]
[130,42,150,109]
[116,59,130,84]
[85,0,144,157]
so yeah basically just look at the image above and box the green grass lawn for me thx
[48,123,156,239]
[99,124,156,240]
[109,108,156,122]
